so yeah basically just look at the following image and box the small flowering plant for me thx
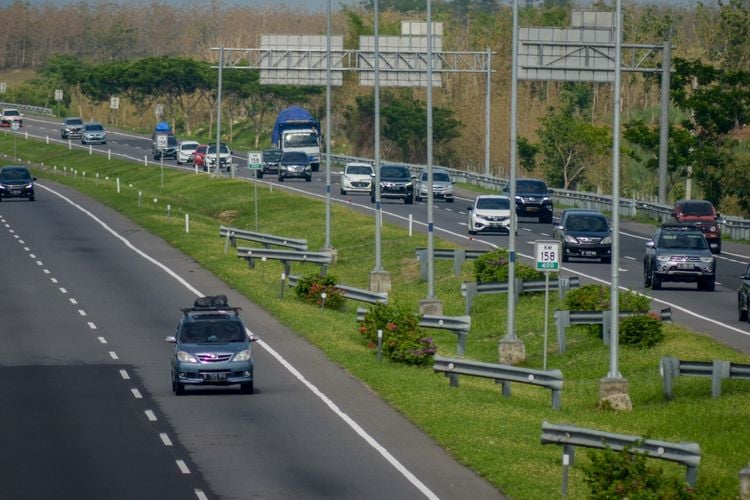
[294,273,345,310]
[359,303,437,366]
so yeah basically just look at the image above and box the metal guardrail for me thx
[433,355,563,410]
[461,276,580,314]
[554,308,672,353]
[0,101,54,117]
[220,225,308,252]
[356,308,470,356]
[415,248,489,278]
[236,247,333,297]
[540,420,702,487]
[286,275,388,305]
[660,356,750,399]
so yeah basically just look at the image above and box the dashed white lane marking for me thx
[13,234,18,238]
[29,253,36,258]
[97,337,107,344]
[176,460,191,474]
[625,256,636,261]
[78,309,87,316]
[18,239,24,244]
[109,351,119,360]
[59,287,67,294]
[145,410,157,422]
[195,489,208,500]
[8,229,14,233]
[119,369,130,380]
[160,433,173,446]
[50,277,57,283]
[24,246,30,251]
[87,322,97,330]
[36,260,43,266]
[69,298,78,304]
[131,388,143,399]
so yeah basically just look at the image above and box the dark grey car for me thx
[371,165,414,204]
[553,209,612,263]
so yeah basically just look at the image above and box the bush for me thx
[358,303,437,366]
[473,248,554,286]
[563,284,652,337]
[620,313,664,348]
[294,273,346,310]
[582,445,699,499]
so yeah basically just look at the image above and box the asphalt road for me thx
[20,115,750,355]
[0,177,504,499]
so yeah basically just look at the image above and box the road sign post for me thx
[535,240,561,370]
[247,152,262,231]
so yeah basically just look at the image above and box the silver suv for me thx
[415,168,454,202]
[61,117,84,139]
[643,224,716,291]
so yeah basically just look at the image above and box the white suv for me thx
[468,195,514,235]
[340,162,373,195]
[1,108,22,128]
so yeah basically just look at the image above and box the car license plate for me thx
[677,263,693,270]
[526,207,538,212]
[583,251,597,257]
[201,372,227,381]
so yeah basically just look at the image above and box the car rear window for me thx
[680,201,714,216]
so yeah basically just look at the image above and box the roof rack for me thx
[180,295,242,316]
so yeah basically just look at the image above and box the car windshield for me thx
[565,215,608,232]
[476,197,510,210]
[422,172,451,182]
[282,152,308,163]
[516,180,547,194]
[180,321,244,343]
[263,150,282,162]
[4,110,20,117]
[85,124,103,131]
[381,166,410,179]
[180,143,197,151]
[65,118,83,125]
[347,165,372,175]
[207,144,230,154]
[681,201,714,216]
[283,132,318,147]
[0,168,31,181]
[659,233,708,250]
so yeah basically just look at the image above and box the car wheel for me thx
[240,381,254,394]
[602,256,611,264]
[447,198,454,203]
[29,195,34,202]
[700,276,716,291]
[415,194,422,201]
[540,214,553,224]
[405,196,413,205]
[739,298,748,321]
[371,194,376,203]
[340,188,346,195]
[652,273,662,290]
[644,266,652,287]
[257,171,263,179]
[562,254,569,263]
[173,379,185,395]
[278,175,284,182]
[714,242,722,254]
[305,175,312,182]
[469,229,476,235]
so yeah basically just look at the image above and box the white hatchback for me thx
[340,162,374,195]
[177,141,201,165]
[468,195,514,235]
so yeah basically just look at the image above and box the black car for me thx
[504,178,553,223]
[0,165,36,201]
[738,264,750,322]
[256,148,282,179]
[165,295,257,395]
[553,209,612,263]
[371,164,414,204]
[278,151,312,182]
[643,223,716,291]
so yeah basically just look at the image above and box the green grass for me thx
[3,134,750,499]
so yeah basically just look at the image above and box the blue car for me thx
[166,295,257,395]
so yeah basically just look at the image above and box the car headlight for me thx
[657,255,671,262]
[177,351,198,363]
[601,236,612,244]
[700,257,714,263]
[542,196,551,201]
[233,349,252,362]
[564,235,578,244]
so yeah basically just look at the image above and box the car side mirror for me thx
[468,207,473,211]
[248,335,259,342]
[555,225,564,231]
[32,177,37,181]
[646,241,655,249]
[165,336,177,343]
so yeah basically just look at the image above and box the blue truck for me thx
[272,106,321,172]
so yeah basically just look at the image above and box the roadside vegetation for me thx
[4,134,749,499]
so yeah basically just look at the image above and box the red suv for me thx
[671,199,722,254]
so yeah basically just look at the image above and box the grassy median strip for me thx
[4,135,749,498]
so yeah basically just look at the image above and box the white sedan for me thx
[340,162,374,195]
[468,195,515,235]
[177,140,201,165]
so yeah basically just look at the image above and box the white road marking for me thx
[50,277,57,283]
[119,369,130,380]
[131,388,142,399]
[194,489,208,500]
[176,460,190,474]
[160,433,173,446]
[625,256,636,260]
[36,260,43,266]
[109,351,119,360]
[97,337,107,344]
[18,239,24,244]
[69,298,78,304]
[29,253,36,258]
[40,182,442,500]
[78,309,87,316]
[43,269,50,274]
[88,322,97,330]
[59,287,67,294]
[145,410,157,422]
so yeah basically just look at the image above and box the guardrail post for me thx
[660,356,677,400]
[453,248,465,276]
[554,310,569,353]
[496,379,511,398]
[464,282,477,315]
[712,360,730,398]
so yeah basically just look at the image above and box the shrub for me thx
[473,248,554,286]
[294,273,346,310]
[620,313,664,348]
[582,445,699,499]
[563,284,652,337]
[359,303,437,366]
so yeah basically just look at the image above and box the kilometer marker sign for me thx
[535,240,561,272]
